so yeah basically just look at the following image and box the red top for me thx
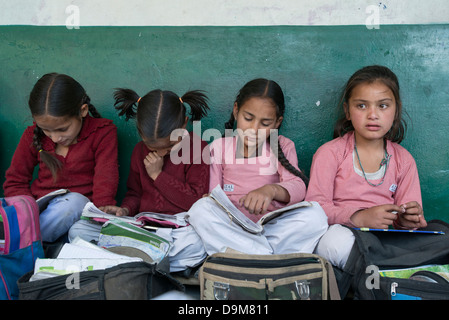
[3,115,119,207]
[121,132,210,216]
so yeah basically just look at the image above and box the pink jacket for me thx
[305,132,422,227]
[209,135,306,222]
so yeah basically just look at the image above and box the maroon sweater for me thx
[121,132,210,216]
[3,115,119,207]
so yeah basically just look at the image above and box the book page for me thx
[135,211,188,228]
[257,201,313,225]
[209,185,263,234]
[81,202,142,226]
[36,189,70,212]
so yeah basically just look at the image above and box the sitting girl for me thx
[69,87,210,272]
[306,65,427,269]
[187,78,328,255]
[4,73,119,243]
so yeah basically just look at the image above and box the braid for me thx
[271,140,309,186]
[33,126,62,181]
[83,95,102,118]
[32,126,44,151]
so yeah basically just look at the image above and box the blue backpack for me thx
[0,195,44,300]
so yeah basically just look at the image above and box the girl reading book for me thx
[69,87,210,272]
[3,73,119,243]
[187,78,328,255]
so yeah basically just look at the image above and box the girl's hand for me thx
[239,185,277,215]
[99,205,130,217]
[396,201,427,229]
[350,204,402,228]
[144,151,164,180]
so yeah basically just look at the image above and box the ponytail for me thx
[114,88,209,141]
[83,95,102,118]
[180,90,209,122]
[224,113,236,130]
[113,88,140,120]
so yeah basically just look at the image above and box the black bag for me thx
[199,252,340,300]
[17,261,184,300]
[340,220,449,300]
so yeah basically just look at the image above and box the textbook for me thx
[81,202,188,229]
[36,189,70,212]
[135,211,188,229]
[379,264,449,281]
[30,237,142,281]
[81,202,144,226]
[208,184,313,234]
[98,220,171,264]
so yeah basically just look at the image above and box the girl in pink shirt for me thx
[306,65,427,268]
[188,78,328,255]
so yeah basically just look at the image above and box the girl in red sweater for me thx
[3,73,119,243]
[69,87,210,272]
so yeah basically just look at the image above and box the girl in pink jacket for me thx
[306,65,427,268]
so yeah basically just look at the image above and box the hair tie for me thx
[137,97,142,103]
[179,97,183,104]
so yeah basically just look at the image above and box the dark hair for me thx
[114,88,209,142]
[226,78,309,185]
[29,72,101,180]
[334,65,406,143]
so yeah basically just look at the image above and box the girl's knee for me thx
[63,192,90,206]
[315,224,355,269]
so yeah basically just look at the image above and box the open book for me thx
[81,202,188,229]
[36,189,70,212]
[30,237,143,281]
[99,220,171,264]
[208,185,313,234]
[81,202,144,226]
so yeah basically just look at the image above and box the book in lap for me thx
[81,202,188,229]
[36,189,70,212]
[208,184,313,234]
[81,202,144,226]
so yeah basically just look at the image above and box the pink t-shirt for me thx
[305,131,422,227]
[209,135,306,222]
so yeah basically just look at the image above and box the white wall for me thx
[1,0,449,26]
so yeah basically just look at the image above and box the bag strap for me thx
[324,260,341,300]
[0,198,21,254]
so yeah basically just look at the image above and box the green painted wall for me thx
[1,25,448,221]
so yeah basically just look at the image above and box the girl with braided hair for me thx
[3,73,119,243]
[187,78,328,255]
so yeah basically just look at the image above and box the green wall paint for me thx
[1,25,448,221]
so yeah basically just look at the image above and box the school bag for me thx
[17,219,184,300]
[338,220,449,300]
[17,260,184,300]
[0,195,44,300]
[198,252,340,300]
